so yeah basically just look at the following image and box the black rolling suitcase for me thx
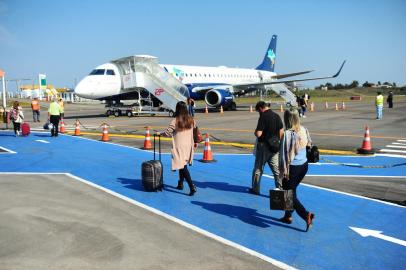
[142,134,163,191]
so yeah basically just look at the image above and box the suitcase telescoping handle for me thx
[153,134,161,161]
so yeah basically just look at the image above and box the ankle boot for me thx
[176,180,183,190]
[189,185,197,196]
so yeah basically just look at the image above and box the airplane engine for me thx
[205,89,236,110]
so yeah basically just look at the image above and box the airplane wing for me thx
[235,61,346,88]
[271,70,314,80]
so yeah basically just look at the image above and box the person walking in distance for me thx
[48,97,63,137]
[159,101,197,196]
[278,107,314,231]
[187,97,195,117]
[299,95,308,118]
[249,101,284,195]
[387,91,393,108]
[375,91,384,119]
[9,101,24,136]
[31,97,40,122]
[58,98,65,119]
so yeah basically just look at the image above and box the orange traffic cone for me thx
[325,101,329,109]
[250,105,253,113]
[199,133,216,163]
[342,101,346,110]
[59,119,66,133]
[357,125,375,154]
[100,123,110,142]
[142,127,152,150]
[310,102,314,112]
[73,119,81,136]
[205,105,208,114]
[335,103,339,111]
[280,104,283,112]
[220,106,224,114]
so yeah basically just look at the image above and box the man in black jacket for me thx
[249,101,284,195]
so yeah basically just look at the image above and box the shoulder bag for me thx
[305,127,319,163]
[193,126,203,143]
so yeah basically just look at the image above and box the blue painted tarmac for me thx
[1,131,405,269]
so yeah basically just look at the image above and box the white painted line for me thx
[64,173,298,270]
[35,140,50,144]
[306,174,406,178]
[380,149,406,154]
[263,173,406,208]
[312,162,361,166]
[376,153,406,158]
[0,146,16,154]
[398,140,406,143]
[392,142,406,146]
[0,172,65,175]
[301,182,406,208]
[386,145,406,149]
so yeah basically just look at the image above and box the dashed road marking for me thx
[35,140,50,144]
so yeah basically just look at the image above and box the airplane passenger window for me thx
[106,70,115,75]
[89,69,106,75]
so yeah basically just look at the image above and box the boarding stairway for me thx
[111,55,188,112]
[268,83,298,106]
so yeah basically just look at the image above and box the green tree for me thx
[349,80,359,88]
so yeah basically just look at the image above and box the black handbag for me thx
[306,145,319,163]
[266,136,280,153]
[269,189,294,211]
[305,127,319,163]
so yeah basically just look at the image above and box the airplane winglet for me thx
[332,60,346,78]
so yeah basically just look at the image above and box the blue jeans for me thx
[252,142,281,191]
[282,162,309,221]
[376,105,383,119]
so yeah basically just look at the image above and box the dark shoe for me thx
[248,188,259,195]
[279,216,293,224]
[306,212,315,232]
[176,181,183,190]
[189,185,196,196]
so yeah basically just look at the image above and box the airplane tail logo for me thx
[256,35,277,72]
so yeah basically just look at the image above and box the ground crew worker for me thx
[31,97,40,122]
[48,98,63,137]
[387,91,393,108]
[58,98,65,119]
[375,91,384,120]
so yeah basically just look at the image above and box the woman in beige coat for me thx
[161,101,197,196]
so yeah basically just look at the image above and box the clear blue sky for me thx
[1,0,405,90]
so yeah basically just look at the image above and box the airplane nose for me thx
[74,80,89,98]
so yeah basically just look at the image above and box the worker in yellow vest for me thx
[58,98,65,119]
[375,91,384,120]
[31,97,40,122]
[48,98,63,137]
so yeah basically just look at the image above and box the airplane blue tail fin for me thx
[256,35,277,72]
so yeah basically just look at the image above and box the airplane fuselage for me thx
[74,63,276,100]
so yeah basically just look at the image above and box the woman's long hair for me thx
[13,101,19,109]
[175,101,193,130]
[284,106,301,132]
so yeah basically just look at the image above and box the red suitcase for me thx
[21,122,30,136]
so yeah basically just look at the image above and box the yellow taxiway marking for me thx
[111,126,406,140]
[66,131,355,155]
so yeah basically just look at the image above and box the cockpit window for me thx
[89,69,105,75]
[106,69,115,75]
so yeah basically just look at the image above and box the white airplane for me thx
[74,35,345,110]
